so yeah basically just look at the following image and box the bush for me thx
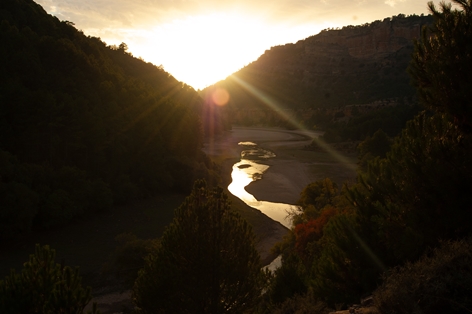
[267,254,308,304]
[374,238,472,314]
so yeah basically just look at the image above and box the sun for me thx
[123,12,326,90]
[132,13,276,90]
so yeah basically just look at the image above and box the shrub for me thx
[374,238,472,314]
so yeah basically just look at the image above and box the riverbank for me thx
[205,127,358,264]
[86,127,358,313]
[81,153,292,314]
[230,127,357,205]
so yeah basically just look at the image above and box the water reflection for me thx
[238,141,257,146]
[228,143,296,229]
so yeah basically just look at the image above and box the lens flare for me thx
[211,88,230,106]
[229,75,357,172]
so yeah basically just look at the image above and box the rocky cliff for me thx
[204,14,432,126]
[309,16,423,58]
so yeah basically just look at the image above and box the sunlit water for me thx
[227,142,297,229]
[203,128,312,271]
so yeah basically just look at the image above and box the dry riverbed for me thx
[205,127,358,263]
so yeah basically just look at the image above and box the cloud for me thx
[37,0,197,29]
[36,0,428,32]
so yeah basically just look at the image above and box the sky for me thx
[35,0,431,90]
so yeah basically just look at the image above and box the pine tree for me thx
[132,181,267,314]
[0,244,99,314]
[409,0,472,133]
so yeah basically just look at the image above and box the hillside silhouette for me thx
[2,0,472,313]
[0,0,226,238]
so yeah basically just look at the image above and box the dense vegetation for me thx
[0,0,226,240]
[2,0,472,312]
[308,101,421,144]
[264,0,472,311]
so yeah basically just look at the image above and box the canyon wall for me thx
[205,14,432,125]
[306,17,424,58]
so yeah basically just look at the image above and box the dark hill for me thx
[0,0,221,238]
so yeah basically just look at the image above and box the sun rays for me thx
[228,75,358,173]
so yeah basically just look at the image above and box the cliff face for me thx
[309,17,423,58]
[205,14,432,126]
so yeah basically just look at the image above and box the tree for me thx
[294,206,338,259]
[0,244,98,314]
[409,0,472,133]
[295,178,339,225]
[357,129,392,171]
[353,112,472,263]
[132,181,267,314]
[269,0,472,306]
[0,0,221,218]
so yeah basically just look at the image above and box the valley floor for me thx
[206,126,358,264]
[1,127,359,314]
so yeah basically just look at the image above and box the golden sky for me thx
[35,0,430,90]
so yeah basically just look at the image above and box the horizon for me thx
[36,0,431,90]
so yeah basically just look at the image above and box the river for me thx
[204,127,319,224]
[228,142,297,229]
[203,127,357,270]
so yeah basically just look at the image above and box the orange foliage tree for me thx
[294,206,338,259]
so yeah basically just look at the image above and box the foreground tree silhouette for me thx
[0,244,98,314]
[409,0,472,132]
[132,181,266,314]
[267,1,472,306]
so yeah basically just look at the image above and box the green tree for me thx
[0,244,98,314]
[357,129,393,171]
[409,0,472,133]
[132,181,267,314]
[295,178,339,225]
[353,112,472,263]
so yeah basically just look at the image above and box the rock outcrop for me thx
[309,17,423,59]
